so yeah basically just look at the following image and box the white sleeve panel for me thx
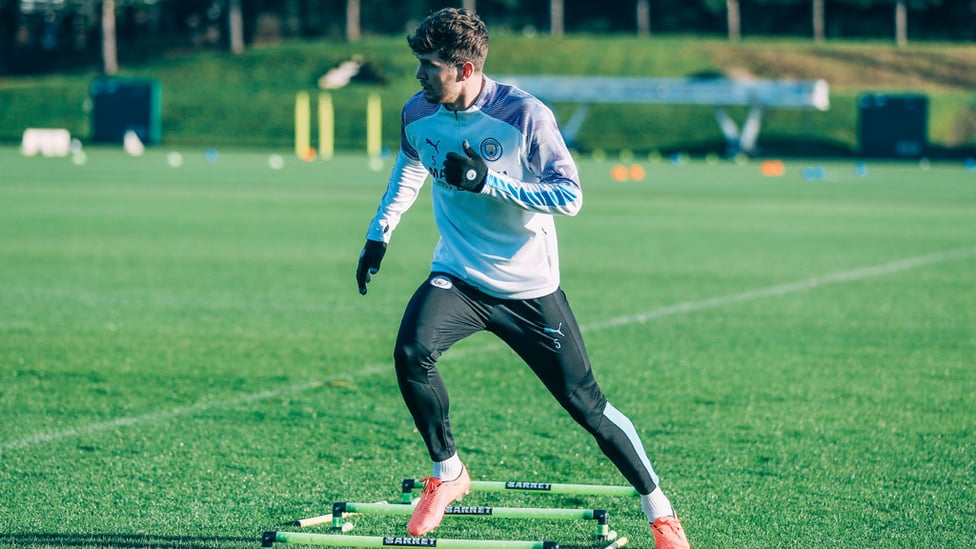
[365,151,429,243]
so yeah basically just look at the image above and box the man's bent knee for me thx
[394,339,435,378]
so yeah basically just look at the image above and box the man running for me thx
[356,8,690,548]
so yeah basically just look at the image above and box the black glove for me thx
[444,140,487,192]
[356,239,387,295]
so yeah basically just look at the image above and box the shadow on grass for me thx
[0,532,606,549]
[0,532,259,548]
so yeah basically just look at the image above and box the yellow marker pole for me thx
[318,92,334,160]
[366,93,382,158]
[294,91,311,159]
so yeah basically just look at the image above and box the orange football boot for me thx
[651,515,690,549]
[406,467,471,536]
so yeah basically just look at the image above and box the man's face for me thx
[414,52,463,106]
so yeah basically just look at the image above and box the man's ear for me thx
[458,61,476,81]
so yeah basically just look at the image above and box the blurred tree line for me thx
[1,0,973,75]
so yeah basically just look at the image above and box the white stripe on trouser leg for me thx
[603,402,659,489]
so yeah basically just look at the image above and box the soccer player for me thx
[355,8,690,549]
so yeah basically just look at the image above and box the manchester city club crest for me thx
[430,276,453,290]
[479,137,502,161]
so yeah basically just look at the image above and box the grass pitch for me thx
[1,147,975,548]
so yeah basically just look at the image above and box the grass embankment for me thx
[0,35,974,154]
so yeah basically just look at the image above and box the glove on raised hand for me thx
[443,140,487,192]
[356,239,387,295]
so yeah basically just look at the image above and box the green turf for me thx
[1,147,975,548]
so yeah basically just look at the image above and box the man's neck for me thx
[446,74,485,112]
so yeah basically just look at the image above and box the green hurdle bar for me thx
[291,500,389,528]
[400,479,639,504]
[329,502,610,539]
[262,531,558,548]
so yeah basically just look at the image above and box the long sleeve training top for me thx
[365,77,582,299]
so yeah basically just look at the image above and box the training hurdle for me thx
[290,500,391,528]
[400,479,639,504]
[328,502,611,540]
[272,478,639,547]
[262,531,558,548]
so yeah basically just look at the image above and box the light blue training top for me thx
[366,77,582,299]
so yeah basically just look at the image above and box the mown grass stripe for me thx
[3,245,972,452]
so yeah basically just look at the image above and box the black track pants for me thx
[394,273,659,494]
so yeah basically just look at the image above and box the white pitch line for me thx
[0,370,385,452]
[583,245,976,332]
[4,246,974,452]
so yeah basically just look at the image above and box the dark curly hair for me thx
[408,8,489,72]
